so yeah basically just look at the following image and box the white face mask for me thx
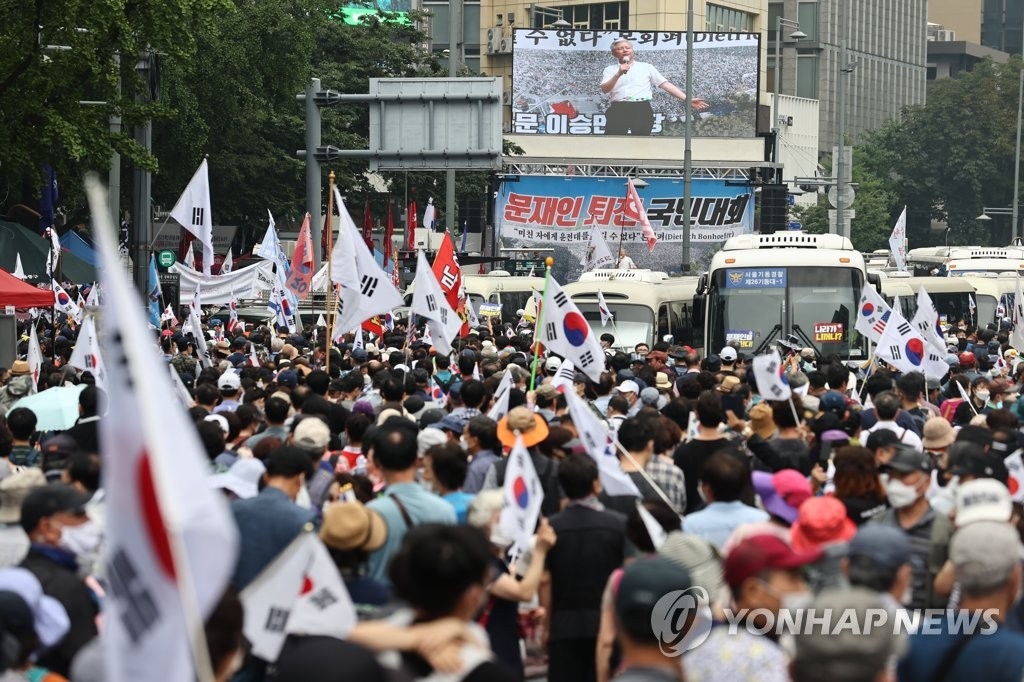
[976,390,991,403]
[886,479,921,509]
[459,436,470,451]
[59,520,102,558]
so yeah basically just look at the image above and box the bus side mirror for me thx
[696,273,709,295]
[692,295,706,328]
[867,272,882,294]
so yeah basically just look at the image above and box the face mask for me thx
[459,436,470,451]
[697,485,708,504]
[993,401,1004,410]
[886,479,920,509]
[878,471,890,487]
[59,520,102,558]
[900,581,914,606]
[976,390,991,403]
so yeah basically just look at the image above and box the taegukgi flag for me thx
[170,159,215,276]
[752,350,791,400]
[539,276,606,382]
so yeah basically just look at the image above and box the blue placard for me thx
[787,221,802,230]
[725,268,787,289]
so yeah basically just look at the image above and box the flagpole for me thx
[610,439,679,513]
[529,257,553,391]
[325,171,336,377]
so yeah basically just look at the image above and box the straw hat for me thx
[320,502,387,552]
[497,406,550,448]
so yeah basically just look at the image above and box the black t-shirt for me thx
[839,494,889,525]
[673,438,745,515]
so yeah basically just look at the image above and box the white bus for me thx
[875,272,974,325]
[906,246,1024,277]
[562,270,701,350]
[695,232,868,359]
[962,274,1018,327]
[404,270,546,325]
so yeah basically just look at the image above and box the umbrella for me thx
[7,385,86,431]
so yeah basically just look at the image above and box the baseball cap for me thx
[790,496,857,552]
[19,484,91,534]
[276,369,299,389]
[948,448,1008,483]
[922,417,955,451]
[614,556,692,641]
[639,387,661,407]
[719,346,737,362]
[535,384,559,401]
[792,587,906,681]
[616,380,640,395]
[955,478,1012,526]
[886,444,933,474]
[209,458,267,500]
[351,348,368,362]
[724,534,822,591]
[847,525,912,570]
[751,469,812,524]
[545,356,562,371]
[433,414,466,435]
[293,417,332,452]
[819,390,847,415]
[0,568,70,647]
[218,371,241,391]
[951,521,1021,593]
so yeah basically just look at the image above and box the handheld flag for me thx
[411,252,463,356]
[423,197,437,232]
[487,371,514,422]
[170,159,215,276]
[551,358,577,392]
[249,343,260,368]
[287,213,315,300]
[874,308,949,379]
[227,296,240,334]
[622,178,657,251]
[12,253,25,280]
[460,221,468,252]
[854,282,894,344]
[52,282,78,316]
[636,500,667,550]
[888,207,908,272]
[183,241,195,271]
[581,225,614,272]
[69,316,107,387]
[26,323,42,394]
[752,351,792,400]
[147,255,162,328]
[161,305,179,328]
[361,199,374,251]
[431,232,468,336]
[564,388,641,497]
[45,227,61,279]
[539,276,606,382]
[87,174,238,682]
[910,287,946,354]
[498,435,545,557]
[597,290,614,327]
[383,201,395,265]
[221,248,233,275]
[407,200,418,250]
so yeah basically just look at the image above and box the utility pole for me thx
[132,51,154,296]
[834,0,851,237]
[301,78,323,265]
[682,0,694,272]
[446,0,464,234]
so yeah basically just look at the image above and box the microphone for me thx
[622,56,631,64]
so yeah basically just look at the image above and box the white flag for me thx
[86,175,238,682]
[257,211,281,261]
[752,350,792,401]
[636,500,667,550]
[183,241,195,271]
[169,365,195,407]
[854,282,894,344]
[1005,451,1024,504]
[85,282,101,308]
[539,276,606,382]
[26,323,42,395]
[315,313,326,328]
[187,286,212,368]
[221,248,233,275]
[170,159,215,276]
[888,207,908,272]
[423,197,437,231]
[499,435,545,556]
[411,251,462,356]
[564,388,641,497]
[1012,276,1024,353]
[52,282,78,316]
[597,289,614,328]
[241,531,357,663]
[466,300,481,328]
[68,315,107,387]
[910,287,947,354]
[334,189,405,335]
[969,294,976,317]
[353,326,365,351]
[487,370,514,422]
[249,343,260,368]
[46,228,61,279]
[329,191,360,291]
[874,309,949,379]
[581,225,614,272]
[551,358,577,392]
[12,253,25,280]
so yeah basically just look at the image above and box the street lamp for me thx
[530,5,571,28]
[772,18,806,175]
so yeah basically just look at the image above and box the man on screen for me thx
[600,37,708,135]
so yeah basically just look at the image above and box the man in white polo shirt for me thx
[600,37,707,135]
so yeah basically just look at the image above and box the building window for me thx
[706,3,754,32]
[797,54,818,98]
[796,1,818,41]
[543,2,628,30]
[768,2,782,42]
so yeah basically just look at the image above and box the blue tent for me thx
[59,230,98,267]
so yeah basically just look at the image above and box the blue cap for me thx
[820,390,846,414]
[432,414,466,434]
[848,525,912,569]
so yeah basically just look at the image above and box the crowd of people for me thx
[0,309,1023,681]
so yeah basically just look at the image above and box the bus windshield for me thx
[707,266,865,359]
[575,303,654,349]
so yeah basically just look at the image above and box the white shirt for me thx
[602,61,667,101]
[617,255,636,269]
[864,420,924,452]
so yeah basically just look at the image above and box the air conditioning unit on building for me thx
[937,29,956,41]
[487,28,501,54]
[498,37,513,54]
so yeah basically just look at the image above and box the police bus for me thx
[906,246,1024,277]
[563,270,701,351]
[694,232,868,360]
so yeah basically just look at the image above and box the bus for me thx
[906,246,1024,277]
[695,232,868,360]
[962,274,1019,327]
[874,273,974,325]
[404,270,546,326]
[562,270,701,351]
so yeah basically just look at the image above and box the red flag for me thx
[431,232,469,336]
[383,200,394,264]
[407,201,417,250]
[391,253,401,290]
[622,178,657,252]
[362,316,385,337]
[362,198,374,252]
[286,213,314,300]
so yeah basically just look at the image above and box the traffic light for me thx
[760,184,789,234]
